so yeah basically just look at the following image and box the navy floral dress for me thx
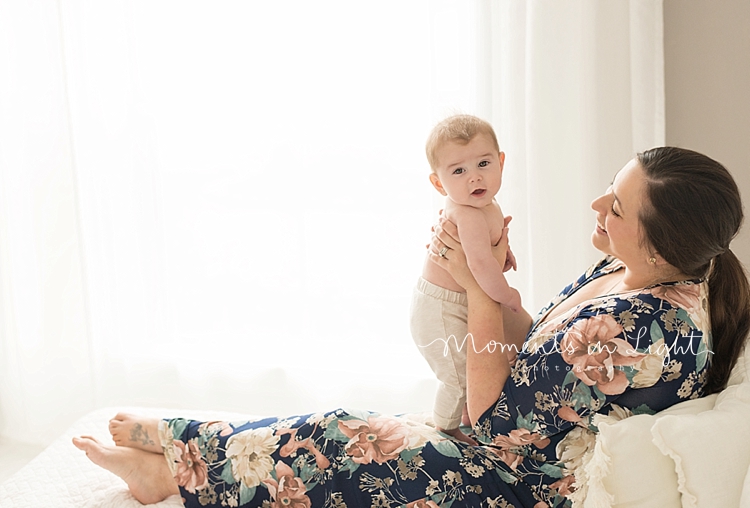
[159,257,711,508]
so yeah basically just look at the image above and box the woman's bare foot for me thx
[72,436,179,504]
[438,426,477,446]
[109,413,163,454]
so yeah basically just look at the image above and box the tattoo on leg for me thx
[129,423,155,446]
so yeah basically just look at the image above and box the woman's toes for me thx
[74,435,177,504]
[108,413,162,453]
[72,435,101,450]
[72,436,110,467]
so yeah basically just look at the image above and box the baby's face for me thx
[431,134,503,208]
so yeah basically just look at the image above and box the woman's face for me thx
[590,158,653,268]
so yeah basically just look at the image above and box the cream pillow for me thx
[740,462,750,507]
[580,344,750,508]
[726,344,749,387]
[581,395,717,508]
[651,381,750,508]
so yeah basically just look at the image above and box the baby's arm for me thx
[453,207,521,312]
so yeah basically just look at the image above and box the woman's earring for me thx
[649,256,657,265]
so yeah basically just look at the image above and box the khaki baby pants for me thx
[409,277,469,430]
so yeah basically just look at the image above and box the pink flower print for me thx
[557,406,582,423]
[337,416,409,465]
[550,474,576,497]
[492,428,550,450]
[654,282,710,336]
[276,428,331,469]
[199,421,234,437]
[277,428,300,457]
[263,461,311,508]
[488,447,524,470]
[561,314,645,395]
[172,439,209,493]
[490,429,549,470]
[406,499,441,508]
[652,284,701,314]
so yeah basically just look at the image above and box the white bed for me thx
[3,349,750,508]
[0,407,255,508]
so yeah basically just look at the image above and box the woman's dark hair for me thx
[638,146,750,394]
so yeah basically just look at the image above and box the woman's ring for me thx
[439,246,449,258]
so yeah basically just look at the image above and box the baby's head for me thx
[426,115,505,207]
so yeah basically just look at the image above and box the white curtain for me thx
[491,0,665,312]
[0,0,664,447]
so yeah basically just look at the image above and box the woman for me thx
[74,147,749,507]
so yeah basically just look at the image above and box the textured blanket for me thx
[0,407,257,508]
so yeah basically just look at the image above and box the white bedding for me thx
[0,407,259,508]
[3,397,750,508]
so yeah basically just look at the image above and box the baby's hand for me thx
[504,287,522,314]
[494,216,517,272]
[504,246,517,272]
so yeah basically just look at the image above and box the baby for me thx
[410,114,521,444]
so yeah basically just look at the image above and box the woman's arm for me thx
[429,221,517,425]
[464,285,511,425]
[502,305,533,353]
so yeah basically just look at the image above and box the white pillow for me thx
[726,344,749,387]
[581,341,750,508]
[739,461,750,507]
[583,395,717,508]
[652,381,750,508]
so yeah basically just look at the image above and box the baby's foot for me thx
[109,413,163,454]
[72,436,179,504]
[438,426,477,446]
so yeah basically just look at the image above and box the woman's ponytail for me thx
[638,147,750,395]
[705,249,750,393]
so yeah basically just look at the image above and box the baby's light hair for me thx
[425,114,499,172]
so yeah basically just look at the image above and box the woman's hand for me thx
[430,215,517,292]
[428,218,480,291]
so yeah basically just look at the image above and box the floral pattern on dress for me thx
[161,256,711,508]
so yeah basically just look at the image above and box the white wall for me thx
[664,0,750,267]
